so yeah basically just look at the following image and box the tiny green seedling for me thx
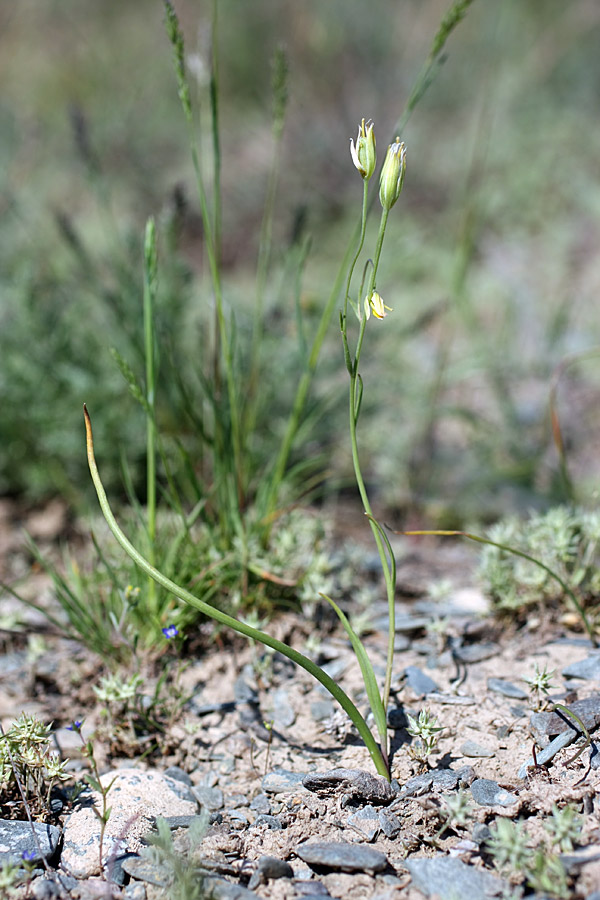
[522,663,557,710]
[406,709,443,767]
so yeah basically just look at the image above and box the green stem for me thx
[84,405,389,779]
[143,219,157,611]
[342,203,396,744]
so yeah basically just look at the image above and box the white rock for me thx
[62,768,197,877]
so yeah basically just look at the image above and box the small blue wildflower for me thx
[22,850,36,861]
[162,624,179,639]
[66,720,83,732]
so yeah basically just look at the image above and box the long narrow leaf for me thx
[84,405,389,779]
[320,592,388,761]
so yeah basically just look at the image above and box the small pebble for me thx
[252,814,283,830]
[562,655,600,681]
[404,665,439,697]
[248,855,294,888]
[164,766,193,787]
[192,785,224,810]
[406,856,505,900]
[453,642,500,663]
[294,880,332,896]
[487,678,528,700]
[250,793,271,814]
[517,730,575,779]
[347,804,381,841]
[295,841,388,874]
[379,809,402,838]
[262,769,306,794]
[470,778,518,808]
[431,769,460,791]
[460,740,495,758]
[270,687,296,728]
[0,819,60,866]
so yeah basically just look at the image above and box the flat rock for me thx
[270,688,296,728]
[453,642,500,663]
[191,785,224,810]
[262,768,306,794]
[460,740,495,758]
[487,678,528,700]
[347,804,381,841]
[61,768,197,878]
[404,666,439,697]
[562,655,600,681]
[302,768,396,804]
[517,730,576,779]
[530,696,600,741]
[406,856,506,899]
[470,778,518,808]
[248,855,294,888]
[295,841,388,874]
[0,818,60,866]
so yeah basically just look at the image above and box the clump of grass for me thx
[0,713,68,820]
[141,813,211,900]
[479,506,600,619]
[485,807,581,900]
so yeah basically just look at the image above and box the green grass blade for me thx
[320,592,388,761]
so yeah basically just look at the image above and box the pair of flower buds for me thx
[350,118,406,211]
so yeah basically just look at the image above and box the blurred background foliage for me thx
[2,0,600,522]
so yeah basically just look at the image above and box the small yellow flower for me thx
[350,118,376,181]
[379,139,406,211]
[364,291,392,321]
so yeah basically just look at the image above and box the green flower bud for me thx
[379,139,406,211]
[350,118,376,180]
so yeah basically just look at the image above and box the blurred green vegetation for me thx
[2,0,600,521]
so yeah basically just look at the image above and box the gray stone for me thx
[406,856,506,899]
[347,804,381,841]
[311,700,335,722]
[248,855,294,888]
[163,766,193,787]
[250,793,271,814]
[395,615,430,633]
[210,878,261,899]
[470,778,518,808]
[530,696,600,739]
[562,655,600,681]
[302,768,395,804]
[379,809,403,838]
[228,809,250,825]
[294,880,332,896]
[270,688,296,728]
[460,740,495,758]
[234,674,259,704]
[404,666,439,697]
[191,785,224,810]
[456,765,476,787]
[0,818,60,866]
[262,768,306,794]
[252,814,283,830]
[121,856,170,887]
[296,841,388,874]
[453,642,500,663]
[471,822,492,845]
[487,678,528,700]
[161,814,205,830]
[517,730,576,779]
[431,769,460,791]
[396,772,433,799]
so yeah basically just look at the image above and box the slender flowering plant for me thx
[83,122,407,780]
